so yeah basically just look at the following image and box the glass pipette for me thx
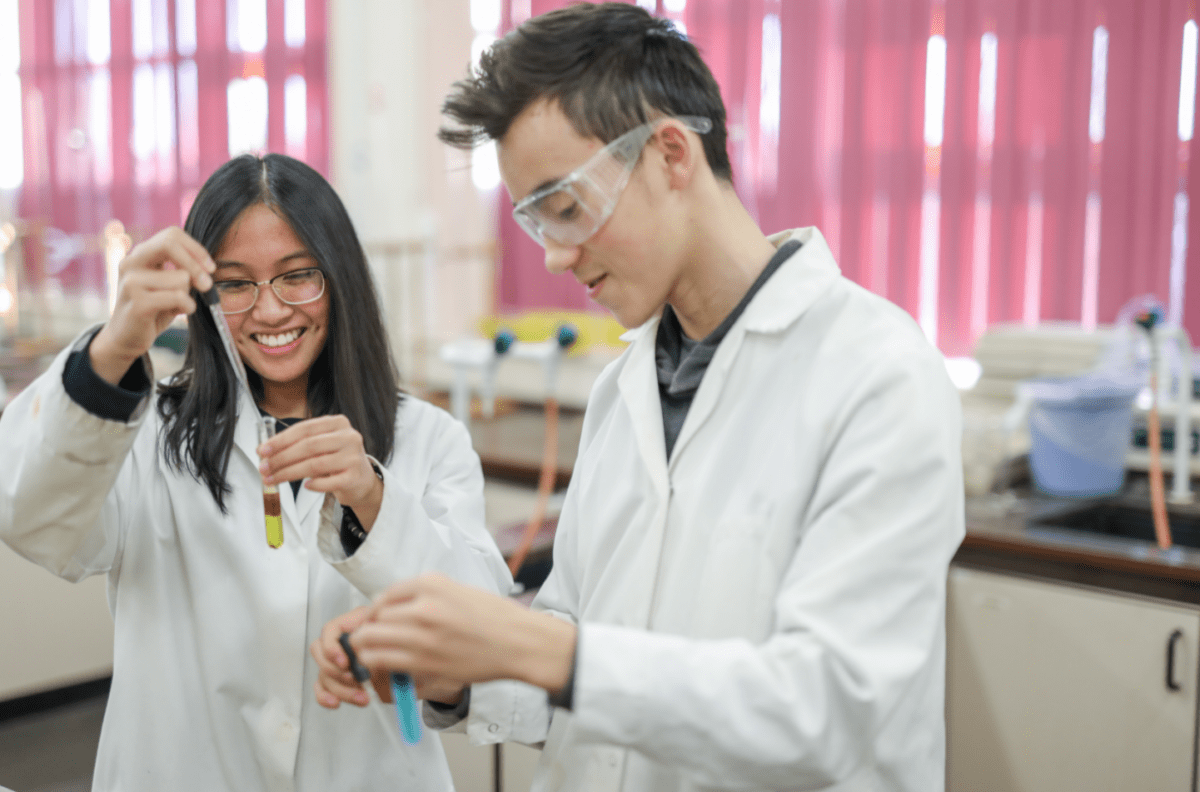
[202,288,282,550]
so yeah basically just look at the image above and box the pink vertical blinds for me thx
[492,0,1200,356]
[15,0,328,293]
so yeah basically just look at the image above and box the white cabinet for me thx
[0,542,113,701]
[947,566,1199,792]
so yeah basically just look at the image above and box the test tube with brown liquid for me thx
[258,417,284,549]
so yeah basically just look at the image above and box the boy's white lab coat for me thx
[465,228,965,792]
[0,331,511,792]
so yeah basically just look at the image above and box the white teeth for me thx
[256,329,302,348]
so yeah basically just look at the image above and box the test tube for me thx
[339,633,415,751]
[258,417,284,549]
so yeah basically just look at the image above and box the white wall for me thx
[329,0,499,386]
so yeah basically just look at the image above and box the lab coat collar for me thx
[617,227,839,344]
[743,226,841,335]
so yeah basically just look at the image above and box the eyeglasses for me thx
[213,267,326,315]
[512,115,713,247]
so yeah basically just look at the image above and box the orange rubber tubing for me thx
[508,396,559,578]
[1147,372,1174,550]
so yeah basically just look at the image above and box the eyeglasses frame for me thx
[213,266,326,315]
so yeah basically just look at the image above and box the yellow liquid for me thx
[265,515,284,549]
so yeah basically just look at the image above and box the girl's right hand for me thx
[90,226,215,385]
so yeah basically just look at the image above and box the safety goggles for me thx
[512,115,713,247]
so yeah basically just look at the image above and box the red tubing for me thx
[508,397,559,577]
[1147,372,1174,550]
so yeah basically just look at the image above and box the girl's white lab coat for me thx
[0,332,511,792]
[464,228,965,792]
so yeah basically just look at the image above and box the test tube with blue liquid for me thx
[339,633,422,746]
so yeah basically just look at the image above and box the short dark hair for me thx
[158,153,400,512]
[440,2,732,182]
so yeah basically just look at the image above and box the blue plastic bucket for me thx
[1024,374,1141,498]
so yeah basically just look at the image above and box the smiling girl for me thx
[0,153,511,790]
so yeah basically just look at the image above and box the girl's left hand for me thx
[257,415,384,530]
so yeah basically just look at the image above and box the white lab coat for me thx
[465,228,965,792]
[0,329,512,792]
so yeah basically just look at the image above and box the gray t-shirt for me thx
[655,239,802,459]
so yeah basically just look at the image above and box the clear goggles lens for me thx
[512,116,712,247]
[215,267,325,314]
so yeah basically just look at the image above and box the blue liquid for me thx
[390,673,422,745]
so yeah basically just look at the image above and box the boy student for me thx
[317,4,964,790]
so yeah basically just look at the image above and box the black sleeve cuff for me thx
[339,506,368,556]
[427,687,471,718]
[63,334,152,422]
[546,631,578,711]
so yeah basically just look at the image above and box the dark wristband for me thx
[546,632,578,711]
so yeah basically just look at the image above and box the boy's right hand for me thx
[90,226,214,386]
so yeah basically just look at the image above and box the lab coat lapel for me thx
[666,228,840,468]
[667,324,745,469]
[617,318,670,500]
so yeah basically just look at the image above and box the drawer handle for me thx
[1167,629,1184,692]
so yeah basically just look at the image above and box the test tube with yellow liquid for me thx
[258,417,284,549]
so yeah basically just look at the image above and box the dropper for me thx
[339,633,421,749]
[203,287,282,549]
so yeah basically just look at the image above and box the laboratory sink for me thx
[1029,500,1200,550]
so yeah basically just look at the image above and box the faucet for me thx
[1151,325,1194,504]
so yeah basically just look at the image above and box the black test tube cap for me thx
[338,632,371,684]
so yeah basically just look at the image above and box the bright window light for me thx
[285,74,307,159]
[924,35,947,147]
[177,60,199,182]
[155,63,176,184]
[758,13,781,190]
[87,0,111,64]
[176,0,197,57]
[228,0,267,53]
[0,74,22,189]
[0,0,20,189]
[470,0,501,33]
[89,71,112,187]
[133,0,154,58]
[635,0,656,11]
[227,76,268,156]
[1088,26,1108,143]
[472,139,500,191]
[471,33,497,70]
[977,32,997,148]
[1170,190,1188,323]
[1180,20,1197,141]
[664,0,687,12]
[945,357,982,390]
[285,0,305,47]
[0,0,18,73]
[133,64,156,161]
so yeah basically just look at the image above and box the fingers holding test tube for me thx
[257,415,384,530]
[311,605,373,709]
[91,227,215,385]
[351,573,576,696]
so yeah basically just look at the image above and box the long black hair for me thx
[157,153,400,512]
